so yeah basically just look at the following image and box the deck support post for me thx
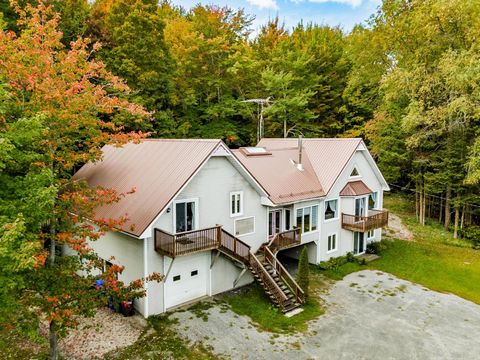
[233,267,247,287]
[210,251,221,269]
[163,258,175,282]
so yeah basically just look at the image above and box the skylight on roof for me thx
[240,147,272,156]
[245,147,267,154]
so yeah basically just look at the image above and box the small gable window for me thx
[324,199,338,220]
[350,167,360,177]
[230,191,243,217]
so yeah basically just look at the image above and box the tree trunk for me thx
[49,321,58,360]
[454,205,460,239]
[438,195,443,224]
[444,187,451,231]
[415,187,419,221]
[422,189,426,225]
[460,204,465,230]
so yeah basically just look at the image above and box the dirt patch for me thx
[59,308,146,359]
[384,212,414,241]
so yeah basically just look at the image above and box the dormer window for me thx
[324,199,338,220]
[350,167,360,177]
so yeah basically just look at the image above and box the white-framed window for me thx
[350,167,360,177]
[327,233,337,253]
[324,199,338,221]
[230,191,243,217]
[296,205,318,234]
[367,230,375,239]
[174,198,198,233]
[234,216,255,237]
[368,192,378,210]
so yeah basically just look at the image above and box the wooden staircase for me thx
[218,229,305,314]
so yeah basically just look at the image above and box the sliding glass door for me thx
[354,232,365,254]
[175,200,196,233]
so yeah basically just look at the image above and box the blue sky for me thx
[171,0,382,34]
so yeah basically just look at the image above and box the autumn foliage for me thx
[0,2,162,357]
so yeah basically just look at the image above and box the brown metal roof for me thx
[339,180,373,196]
[73,139,221,237]
[256,138,363,196]
[232,147,325,204]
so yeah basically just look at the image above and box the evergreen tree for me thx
[296,247,310,298]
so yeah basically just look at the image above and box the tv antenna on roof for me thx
[241,97,273,144]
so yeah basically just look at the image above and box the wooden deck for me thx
[268,228,302,253]
[341,209,389,232]
[154,226,221,258]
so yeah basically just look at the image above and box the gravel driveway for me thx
[171,270,480,360]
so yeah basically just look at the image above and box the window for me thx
[230,192,243,216]
[285,209,291,231]
[367,230,374,239]
[296,205,318,233]
[234,216,255,236]
[324,199,338,220]
[173,275,181,282]
[368,192,378,210]
[350,167,360,177]
[191,270,198,277]
[327,233,337,252]
[175,200,196,233]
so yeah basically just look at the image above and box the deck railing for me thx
[249,251,289,310]
[264,246,305,304]
[154,226,220,258]
[268,227,301,253]
[219,229,251,263]
[341,209,389,232]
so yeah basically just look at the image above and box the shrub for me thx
[462,226,480,249]
[318,252,361,271]
[366,241,386,254]
[296,247,310,298]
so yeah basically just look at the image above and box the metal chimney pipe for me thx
[297,135,304,171]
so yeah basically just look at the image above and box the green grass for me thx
[318,261,365,280]
[372,239,480,303]
[105,315,219,360]
[319,192,480,304]
[222,278,324,334]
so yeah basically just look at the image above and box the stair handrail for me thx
[267,227,301,253]
[264,246,305,304]
[219,228,251,264]
[249,252,289,310]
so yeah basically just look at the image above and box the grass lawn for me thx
[321,193,480,304]
[221,271,325,334]
[105,314,218,360]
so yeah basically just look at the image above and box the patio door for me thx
[354,232,365,254]
[269,209,282,238]
[175,200,196,233]
[355,197,366,220]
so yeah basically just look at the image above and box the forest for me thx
[1,0,480,358]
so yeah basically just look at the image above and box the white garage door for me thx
[165,252,209,309]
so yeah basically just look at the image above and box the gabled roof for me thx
[340,180,372,197]
[232,147,325,204]
[257,138,363,196]
[73,139,222,237]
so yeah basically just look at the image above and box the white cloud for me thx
[305,0,364,8]
[246,0,278,10]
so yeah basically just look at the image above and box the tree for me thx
[296,247,309,298]
[0,2,161,359]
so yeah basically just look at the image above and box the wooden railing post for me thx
[216,225,222,247]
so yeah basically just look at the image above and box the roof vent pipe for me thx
[297,135,304,171]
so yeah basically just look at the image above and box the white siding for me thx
[85,231,146,315]
[317,149,385,262]
[151,156,267,251]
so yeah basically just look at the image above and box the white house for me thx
[72,138,389,316]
